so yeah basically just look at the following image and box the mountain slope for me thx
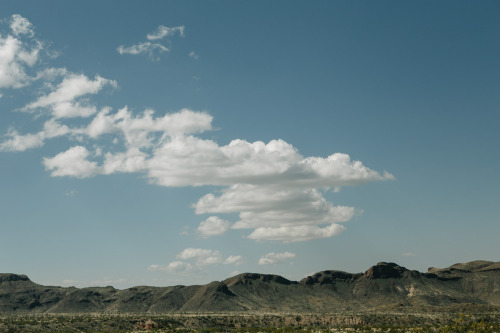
[0,261,498,313]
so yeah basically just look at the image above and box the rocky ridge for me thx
[0,260,498,313]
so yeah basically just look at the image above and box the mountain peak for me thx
[224,273,295,287]
[0,273,31,283]
[364,262,409,279]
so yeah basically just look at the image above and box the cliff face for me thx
[0,260,499,313]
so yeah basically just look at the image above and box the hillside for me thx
[0,261,498,313]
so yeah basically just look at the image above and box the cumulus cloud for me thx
[0,129,44,152]
[1,15,395,244]
[0,14,42,89]
[23,73,117,118]
[0,118,70,152]
[176,248,223,265]
[7,106,392,241]
[5,105,392,241]
[10,14,34,37]
[43,146,101,178]
[248,223,346,242]
[194,185,356,242]
[118,25,184,60]
[147,138,393,188]
[197,216,231,238]
[189,51,199,59]
[84,107,212,141]
[258,252,296,265]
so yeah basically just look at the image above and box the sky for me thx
[0,1,499,289]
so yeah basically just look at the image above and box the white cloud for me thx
[20,107,391,242]
[43,146,101,178]
[10,14,34,37]
[147,25,185,40]
[86,107,212,140]
[118,25,184,60]
[0,15,42,89]
[4,104,392,242]
[194,185,355,242]
[102,147,147,175]
[224,255,244,265]
[402,252,416,257]
[197,216,231,238]
[195,186,355,226]
[258,252,296,265]
[23,73,117,118]
[248,223,346,242]
[151,248,242,275]
[148,261,193,273]
[0,16,394,245]
[0,129,44,152]
[147,137,393,188]
[176,248,222,265]
[34,67,68,81]
[0,119,71,152]
[117,42,169,59]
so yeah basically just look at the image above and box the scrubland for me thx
[0,312,498,333]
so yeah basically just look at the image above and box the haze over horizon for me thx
[0,1,498,289]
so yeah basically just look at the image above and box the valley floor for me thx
[0,311,499,333]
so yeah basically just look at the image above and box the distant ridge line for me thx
[0,260,498,313]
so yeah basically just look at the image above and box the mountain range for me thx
[1,260,498,313]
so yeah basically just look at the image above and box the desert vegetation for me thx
[0,312,498,333]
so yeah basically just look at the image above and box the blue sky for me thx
[0,1,499,288]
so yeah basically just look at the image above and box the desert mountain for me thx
[0,261,498,313]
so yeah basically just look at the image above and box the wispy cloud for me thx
[62,277,127,287]
[117,42,169,59]
[149,248,243,274]
[189,51,199,59]
[146,25,184,40]
[117,25,184,60]
[148,261,193,273]
[258,252,296,265]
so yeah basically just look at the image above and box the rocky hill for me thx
[0,261,498,313]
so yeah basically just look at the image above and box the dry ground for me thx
[0,311,499,332]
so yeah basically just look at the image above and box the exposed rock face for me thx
[0,274,30,283]
[301,270,360,285]
[364,262,408,279]
[224,273,296,287]
[1,261,499,313]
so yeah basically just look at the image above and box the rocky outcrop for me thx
[0,274,30,283]
[300,270,360,285]
[224,273,296,287]
[364,262,411,279]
